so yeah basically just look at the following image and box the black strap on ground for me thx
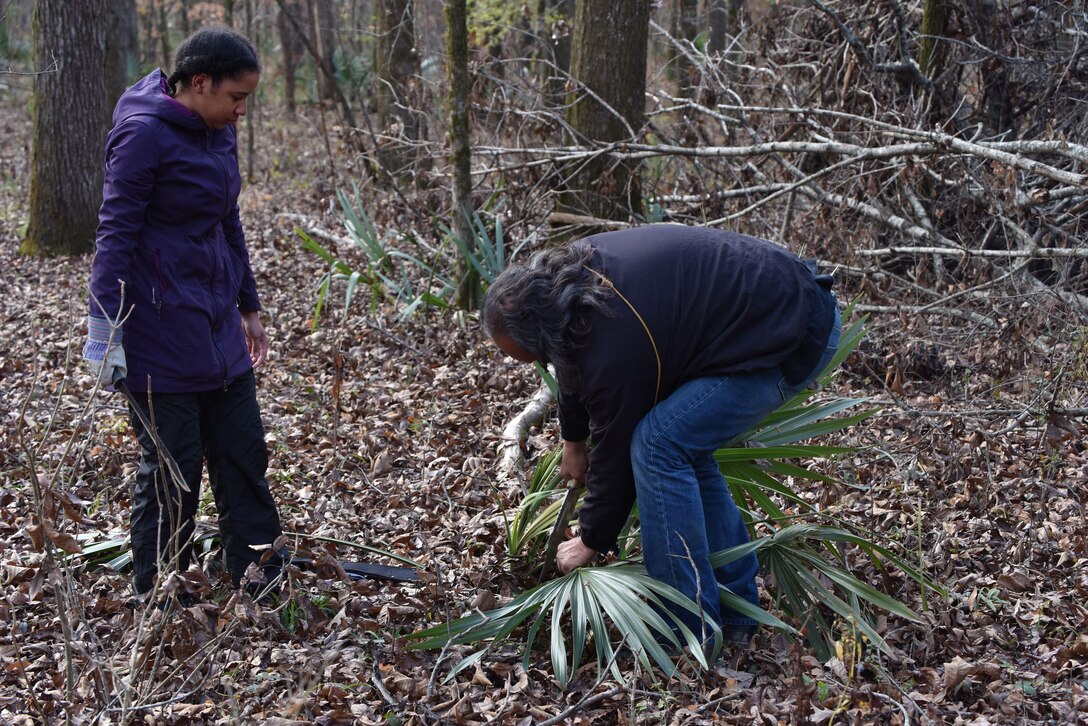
[290,556,419,583]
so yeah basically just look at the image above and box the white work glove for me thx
[83,315,128,386]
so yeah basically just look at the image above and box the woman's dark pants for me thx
[126,371,283,594]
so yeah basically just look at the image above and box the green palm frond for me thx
[68,521,222,571]
[749,397,876,446]
[717,309,877,526]
[710,523,940,660]
[506,445,570,560]
[407,562,716,686]
[72,532,134,570]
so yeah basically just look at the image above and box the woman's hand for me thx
[556,536,598,574]
[241,311,270,368]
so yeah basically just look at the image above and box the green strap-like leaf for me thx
[717,586,794,632]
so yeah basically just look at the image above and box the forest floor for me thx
[1,102,1087,725]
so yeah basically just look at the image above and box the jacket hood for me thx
[113,70,209,131]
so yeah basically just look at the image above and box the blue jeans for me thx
[631,308,841,636]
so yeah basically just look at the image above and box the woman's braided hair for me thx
[166,26,259,96]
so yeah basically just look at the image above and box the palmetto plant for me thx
[301,192,526,325]
[410,563,717,685]
[407,314,942,683]
[503,444,580,564]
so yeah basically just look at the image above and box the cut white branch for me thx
[854,303,999,328]
[708,103,1088,165]
[474,138,1088,187]
[498,380,556,494]
[791,183,962,248]
[546,212,631,230]
[860,246,1088,258]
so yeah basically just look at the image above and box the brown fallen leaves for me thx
[1,103,1087,724]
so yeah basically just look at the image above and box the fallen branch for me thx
[547,212,632,230]
[276,213,353,250]
[860,246,1088,258]
[537,685,627,726]
[498,379,555,494]
[853,303,998,328]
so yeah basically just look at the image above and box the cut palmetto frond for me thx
[407,561,720,686]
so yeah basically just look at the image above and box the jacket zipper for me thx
[206,128,230,387]
[152,250,167,318]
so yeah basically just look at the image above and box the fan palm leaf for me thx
[407,562,719,686]
[710,523,939,659]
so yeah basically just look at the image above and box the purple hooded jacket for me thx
[88,70,260,393]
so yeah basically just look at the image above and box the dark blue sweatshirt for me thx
[557,225,835,553]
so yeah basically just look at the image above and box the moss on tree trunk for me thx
[446,0,477,310]
[23,0,111,257]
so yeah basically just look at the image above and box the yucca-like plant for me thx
[504,444,571,562]
[408,313,941,681]
[440,204,531,309]
[300,187,459,326]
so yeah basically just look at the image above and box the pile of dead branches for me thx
[441,1,1088,350]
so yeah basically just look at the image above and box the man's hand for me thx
[241,311,270,368]
[560,440,588,483]
[556,536,598,574]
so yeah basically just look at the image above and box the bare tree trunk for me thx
[708,0,727,54]
[310,0,337,103]
[446,0,477,309]
[670,0,698,98]
[374,0,420,176]
[274,0,356,128]
[277,0,303,114]
[540,0,573,108]
[244,0,256,181]
[967,0,1015,138]
[23,0,111,257]
[918,0,946,81]
[179,0,191,34]
[708,0,742,81]
[558,0,649,225]
[106,0,137,105]
[158,0,172,69]
[142,0,156,68]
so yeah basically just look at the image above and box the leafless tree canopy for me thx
[410,0,1088,374]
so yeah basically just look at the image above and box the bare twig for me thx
[536,685,627,726]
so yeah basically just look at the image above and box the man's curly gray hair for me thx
[482,244,613,380]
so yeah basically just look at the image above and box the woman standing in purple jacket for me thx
[83,27,284,599]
